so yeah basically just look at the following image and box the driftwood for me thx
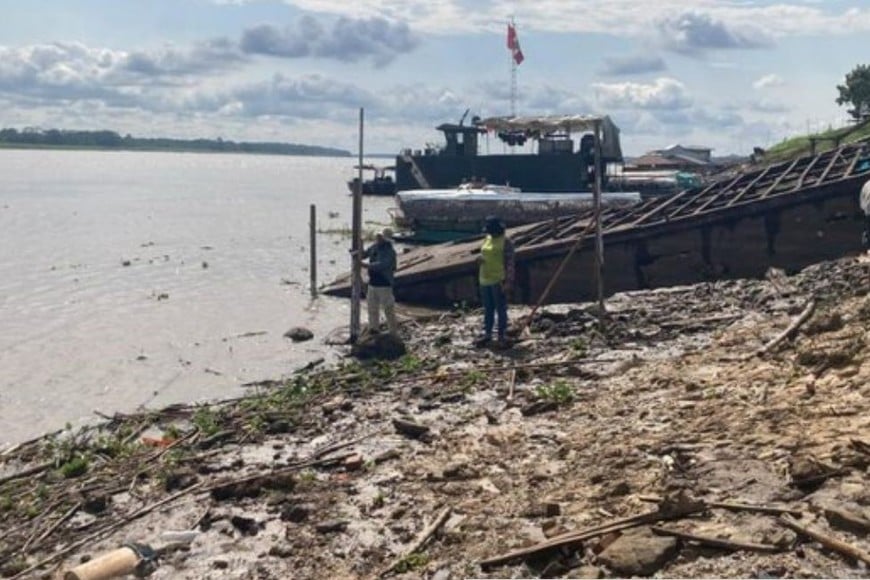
[0,460,54,487]
[381,506,452,577]
[479,500,707,569]
[823,507,870,535]
[407,358,620,385]
[755,299,816,356]
[11,484,204,579]
[779,515,870,566]
[708,501,804,518]
[507,369,517,401]
[638,497,803,518]
[651,525,781,552]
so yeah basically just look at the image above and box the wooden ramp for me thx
[324,139,870,306]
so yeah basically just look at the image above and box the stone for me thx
[351,332,406,360]
[315,519,348,534]
[230,515,261,536]
[597,527,678,577]
[281,504,310,523]
[566,565,604,579]
[284,327,314,342]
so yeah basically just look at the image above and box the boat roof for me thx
[478,114,613,133]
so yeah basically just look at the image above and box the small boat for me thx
[347,164,397,196]
[390,183,641,243]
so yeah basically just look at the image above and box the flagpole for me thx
[509,16,517,117]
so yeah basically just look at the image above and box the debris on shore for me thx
[0,255,867,579]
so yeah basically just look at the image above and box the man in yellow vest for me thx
[475,216,515,347]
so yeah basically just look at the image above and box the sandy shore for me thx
[1,254,868,579]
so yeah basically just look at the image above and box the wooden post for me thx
[593,119,605,313]
[350,108,364,342]
[309,204,317,298]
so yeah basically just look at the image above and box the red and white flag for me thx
[507,23,524,65]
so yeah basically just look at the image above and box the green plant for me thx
[460,369,485,390]
[398,354,424,373]
[394,552,428,574]
[60,454,89,478]
[536,380,575,406]
[570,337,587,356]
[192,407,222,437]
[298,469,317,483]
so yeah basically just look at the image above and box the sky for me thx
[1,0,869,156]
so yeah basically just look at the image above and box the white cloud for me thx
[256,1,870,39]
[753,74,785,90]
[593,77,691,110]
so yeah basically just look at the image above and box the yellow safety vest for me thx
[479,234,506,286]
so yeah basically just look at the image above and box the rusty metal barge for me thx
[325,139,870,306]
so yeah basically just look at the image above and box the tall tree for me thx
[836,64,870,121]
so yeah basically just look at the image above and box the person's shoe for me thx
[495,337,511,350]
[473,335,492,348]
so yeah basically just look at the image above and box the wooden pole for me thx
[309,204,317,298]
[593,119,605,313]
[350,108,364,342]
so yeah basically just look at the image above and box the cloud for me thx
[225,73,376,119]
[593,77,691,110]
[121,38,246,79]
[240,16,419,66]
[657,12,771,53]
[600,54,667,77]
[753,74,785,90]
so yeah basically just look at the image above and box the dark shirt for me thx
[364,240,397,287]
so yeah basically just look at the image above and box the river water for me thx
[0,149,394,446]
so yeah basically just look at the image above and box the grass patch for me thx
[536,380,575,406]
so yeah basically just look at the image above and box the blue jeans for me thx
[481,283,507,340]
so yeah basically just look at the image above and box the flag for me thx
[507,23,524,65]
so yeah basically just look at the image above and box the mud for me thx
[1,254,868,579]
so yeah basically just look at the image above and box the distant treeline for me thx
[0,128,351,157]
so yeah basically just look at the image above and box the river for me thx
[0,149,394,446]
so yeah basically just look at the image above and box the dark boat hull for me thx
[395,153,592,192]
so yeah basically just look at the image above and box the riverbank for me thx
[1,254,868,579]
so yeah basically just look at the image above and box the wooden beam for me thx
[760,156,802,198]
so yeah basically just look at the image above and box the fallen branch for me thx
[381,506,451,577]
[507,369,517,401]
[824,507,870,535]
[24,502,81,554]
[0,460,54,487]
[11,484,204,579]
[708,501,804,518]
[755,299,815,356]
[779,515,870,566]
[651,526,781,552]
[480,501,707,569]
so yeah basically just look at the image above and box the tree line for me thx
[0,128,351,157]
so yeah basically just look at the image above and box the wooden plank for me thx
[760,156,803,198]
[795,153,822,189]
[726,165,774,207]
[816,148,843,186]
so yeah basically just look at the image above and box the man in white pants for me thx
[363,228,398,335]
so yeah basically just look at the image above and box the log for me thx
[779,515,870,566]
[651,526,781,552]
[479,501,707,569]
[381,506,452,577]
[755,299,815,356]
